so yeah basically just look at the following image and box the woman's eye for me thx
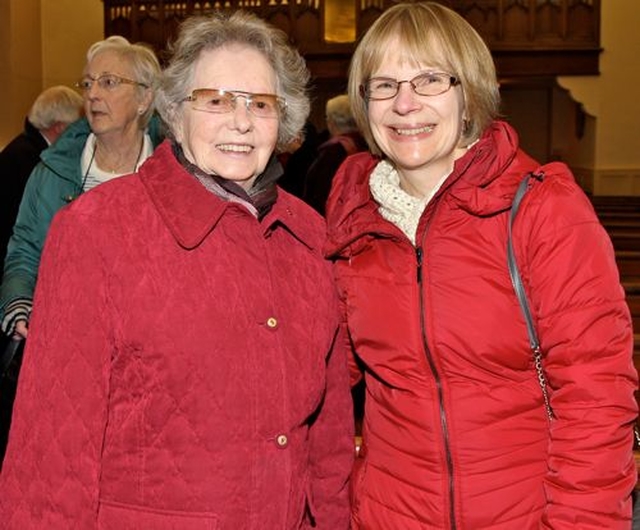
[373,80,395,90]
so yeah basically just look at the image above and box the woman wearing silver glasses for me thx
[0,35,162,343]
[324,2,637,529]
[0,11,353,529]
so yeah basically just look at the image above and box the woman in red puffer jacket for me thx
[325,3,638,529]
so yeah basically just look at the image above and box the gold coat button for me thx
[276,434,288,447]
[266,317,278,329]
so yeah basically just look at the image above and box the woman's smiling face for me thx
[175,44,280,190]
[367,37,468,188]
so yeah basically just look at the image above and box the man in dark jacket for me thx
[0,86,83,266]
[302,94,367,215]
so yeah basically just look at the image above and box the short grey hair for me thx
[28,86,83,130]
[85,35,161,127]
[155,11,310,150]
[326,94,358,134]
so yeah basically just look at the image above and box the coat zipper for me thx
[416,244,457,530]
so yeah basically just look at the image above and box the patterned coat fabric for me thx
[325,121,638,529]
[0,116,163,326]
[0,140,354,529]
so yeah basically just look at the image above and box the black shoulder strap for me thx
[507,172,554,420]
[507,174,539,351]
[0,339,22,377]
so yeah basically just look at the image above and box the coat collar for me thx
[139,140,318,251]
[325,121,540,257]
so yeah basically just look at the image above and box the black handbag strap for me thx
[507,173,554,420]
[0,338,22,378]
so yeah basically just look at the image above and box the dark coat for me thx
[0,119,47,266]
[303,132,367,216]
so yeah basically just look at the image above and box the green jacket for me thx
[0,116,164,331]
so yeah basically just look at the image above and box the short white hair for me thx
[28,86,83,130]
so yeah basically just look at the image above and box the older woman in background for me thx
[0,35,162,342]
[0,11,353,529]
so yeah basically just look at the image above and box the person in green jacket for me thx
[0,36,163,342]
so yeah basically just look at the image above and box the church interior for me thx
[1,0,640,479]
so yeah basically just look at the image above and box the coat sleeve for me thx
[517,167,638,528]
[307,319,355,529]
[0,207,111,528]
[0,164,66,325]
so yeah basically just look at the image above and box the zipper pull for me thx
[416,247,423,283]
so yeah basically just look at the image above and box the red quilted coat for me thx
[0,140,354,529]
[325,121,638,529]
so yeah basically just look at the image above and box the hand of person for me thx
[13,320,28,340]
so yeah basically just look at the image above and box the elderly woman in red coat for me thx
[324,2,638,529]
[0,11,353,529]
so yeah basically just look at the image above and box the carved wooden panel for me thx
[102,0,601,77]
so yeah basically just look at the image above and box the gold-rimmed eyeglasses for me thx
[75,74,149,92]
[360,72,460,101]
[183,88,286,119]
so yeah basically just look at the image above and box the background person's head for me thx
[28,86,84,143]
[325,94,358,137]
[155,11,311,189]
[79,36,160,135]
[348,1,500,157]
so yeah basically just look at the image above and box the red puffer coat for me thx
[325,121,638,529]
[0,140,354,529]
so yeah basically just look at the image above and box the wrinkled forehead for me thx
[367,32,454,78]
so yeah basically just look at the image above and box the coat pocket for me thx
[98,499,219,530]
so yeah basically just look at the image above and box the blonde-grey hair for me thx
[326,94,358,134]
[155,11,310,151]
[348,2,500,156]
[28,86,83,130]
[85,35,161,128]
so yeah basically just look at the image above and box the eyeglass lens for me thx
[76,74,136,91]
[365,72,457,100]
[187,89,282,118]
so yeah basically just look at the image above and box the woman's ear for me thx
[140,87,154,115]
[170,104,185,144]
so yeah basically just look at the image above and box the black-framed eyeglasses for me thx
[360,72,460,101]
[183,88,286,119]
[75,74,149,92]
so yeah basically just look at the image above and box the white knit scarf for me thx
[370,160,449,244]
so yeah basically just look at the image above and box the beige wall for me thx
[41,0,103,89]
[0,0,43,148]
[559,0,640,194]
[0,0,102,148]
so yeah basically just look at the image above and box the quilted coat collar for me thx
[139,140,316,250]
[325,121,539,255]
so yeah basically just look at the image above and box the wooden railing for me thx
[102,0,601,78]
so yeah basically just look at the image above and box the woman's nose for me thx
[392,82,421,114]
[231,98,253,131]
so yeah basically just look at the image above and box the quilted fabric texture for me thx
[0,140,354,529]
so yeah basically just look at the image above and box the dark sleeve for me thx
[302,144,348,216]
